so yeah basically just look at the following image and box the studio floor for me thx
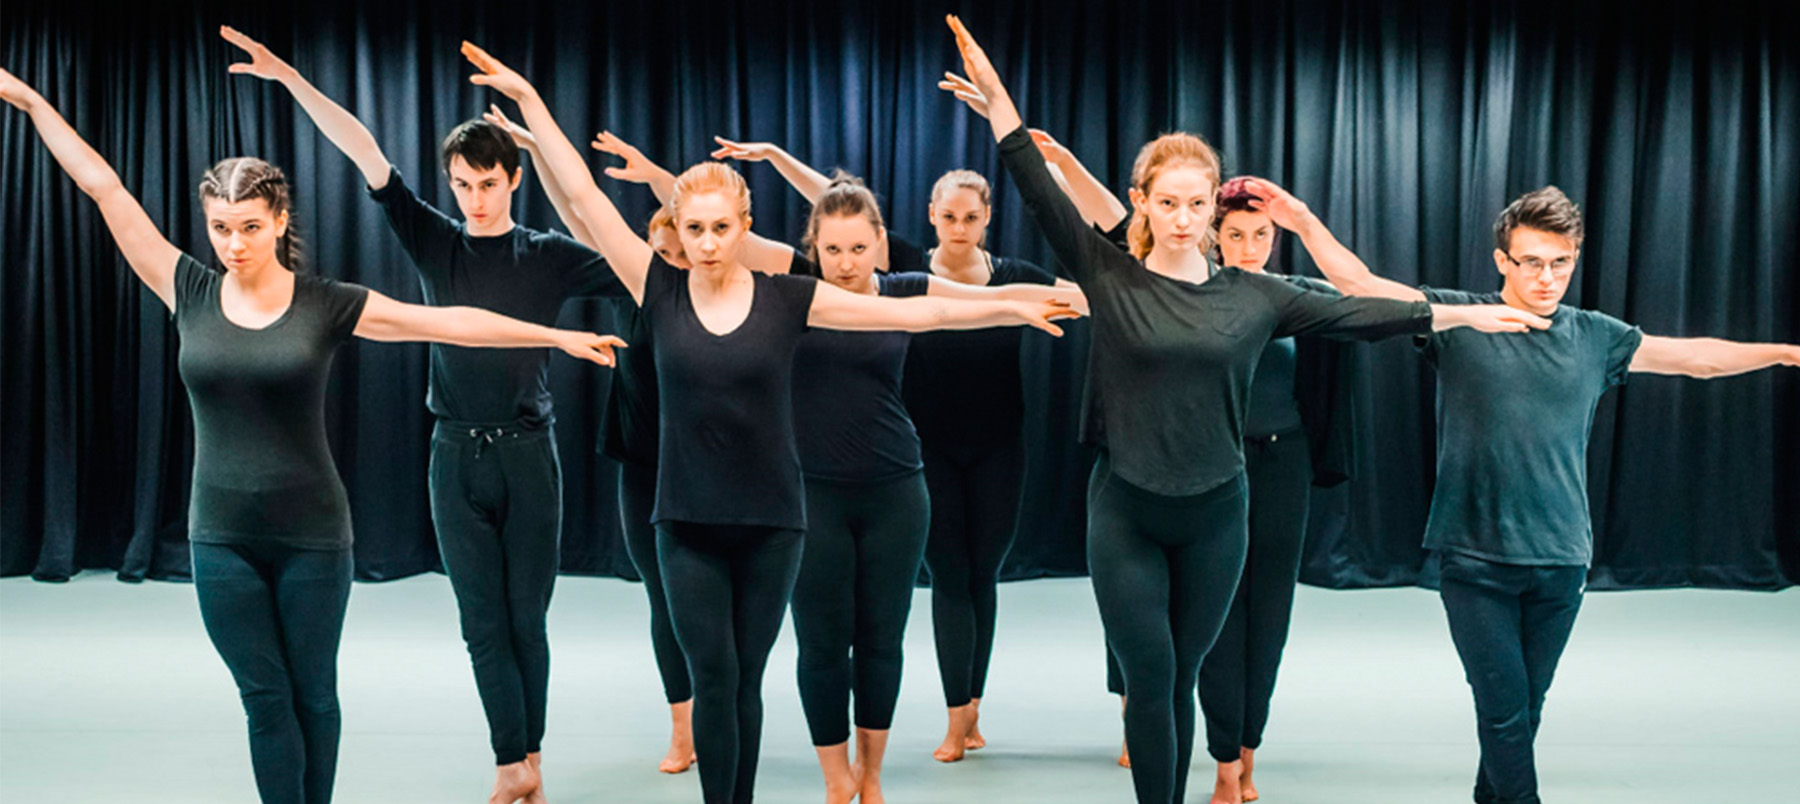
[1,572,1795,803]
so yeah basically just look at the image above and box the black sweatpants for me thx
[618,459,692,704]
[921,439,1025,707]
[429,421,562,765]
[792,471,932,746]
[1439,551,1586,804]
[658,521,805,804]
[1088,453,1248,804]
[193,541,353,804]
[1198,429,1313,761]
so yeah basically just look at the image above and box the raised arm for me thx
[1629,336,1800,378]
[1030,128,1129,231]
[711,137,832,204]
[1244,178,1424,302]
[222,26,391,190]
[485,104,597,248]
[463,42,651,301]
[354,290,624,365]
[808,281,1077,335]
[1,68,181,308]
[590,130,791,275]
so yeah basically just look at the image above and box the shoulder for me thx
[1418,285,1498,306]
[879,271,931,298]
[1281,274,1341,296]
[995,255,1054,285]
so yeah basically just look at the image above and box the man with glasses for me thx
[1244,182,1799,804]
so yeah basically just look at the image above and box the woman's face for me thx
[813,214,885,290]
[675,192,748,272]
[204,197,287,272]
[929,186,990,254]
[1216,209,1275,272]
[650,225,692,269]
[1130,165,1216,256]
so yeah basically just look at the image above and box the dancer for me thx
[461,42,1077,804]
[712,139,1064,762]
[1249,178,1800,804]
[221,27,624,803]
[939,16,1553,804]
[0,65,622,804]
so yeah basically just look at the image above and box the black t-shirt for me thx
[601,301,657,466]
[173,255,370,549]
[898,254,1055,450]
[1246,275,1340,437]
[1419,287,1644,566]
[998,125,1434,495]
[792,271,931,482]
[368,168,622,426]
[642,256,820,529]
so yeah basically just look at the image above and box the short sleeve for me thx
[769,274,820,331]
[642,254,683,308]
[317,278,372,344]
[880,272,931,299]
[367,167,460,277]
[886,234,927,275]
[788,251,822,278]
[1415,285,1494,359]
[1585,311,1644,388]
[541,231,624,299]
[172,252,216,319]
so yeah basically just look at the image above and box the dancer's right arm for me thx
[221,26,391,190]
[1028,128,1128,232]
[710,138,832,204]
[462,42,652,302]
[591,130,794,275]
[1243,178,1426,302]
[0,68,181,308]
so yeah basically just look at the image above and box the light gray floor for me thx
[1,572,1795,803]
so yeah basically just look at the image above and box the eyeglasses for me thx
[1503,251,1577,278]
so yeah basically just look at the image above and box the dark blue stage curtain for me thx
[3,0,1795,589]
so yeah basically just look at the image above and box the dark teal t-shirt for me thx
[173,255,370,549]
[1419,286,1643,566]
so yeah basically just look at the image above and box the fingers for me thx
[460,41,498,74]
[219,25,257,51]
[227,63,254,74]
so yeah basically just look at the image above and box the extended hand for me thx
[558,332,628,367]
[0,67,40,111]
[709,136,779,163]
[221,26,297,82]
[462,41,535,101]
[1028,129,1075,165]
[1242,178,1315,232]
[1019,299,1081,337]
[1454,304,1552,334]
[938,72,990,118]
[592,131,660,183]
[946,15,1004,102]
[483,104,537,149]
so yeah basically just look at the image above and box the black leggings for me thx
[193,541,353,804]
[921,440,1025,707]
[657,521,804,804]
[618,460,692,704]
[792,472,932,746]
[1197,430,1313,762]
[1088,454,1248,804]
[429,422,562,765]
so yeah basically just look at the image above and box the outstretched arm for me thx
[711,137,832,204]
[354,290,624,365]
[591,130,792,275]
[1629,336,1800,378]
[463,42,652,301]
[485,104,597,248]
[808,281,1078,335]
[924,276,1089,316]
[2,68,181,308]
[1244,178,1424,302]
[222,26,391,190]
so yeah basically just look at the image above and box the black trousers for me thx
[792,471,932,745]
[658,521,804,804]
[1197,429,1313,762]
[618,459,692,704]
[1088,454,1248,804]
[429,421,562,765]
[1439,551,1586,804]
[921,439,1025,707]
[193,541,353,804]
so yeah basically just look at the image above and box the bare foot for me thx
[816,743,860,804]
[489,760,539,804]
[1239,747,1258,802]
[660,700,697,774]
[963,698,987,750]
[932,704,977,762]
[523,753,548,803]
[1209,759,1244,804]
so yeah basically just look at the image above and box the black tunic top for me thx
[368,168,621,426]
[997,125,1434,496]
[642,256,820,529]
[174,255,370,549]
[792,270,931,482]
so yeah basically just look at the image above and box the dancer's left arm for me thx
[1629,337,1800,378]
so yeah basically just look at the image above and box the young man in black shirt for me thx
[224,29,624,804]
[1250,179,1799,804]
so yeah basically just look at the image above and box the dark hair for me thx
[1494,186,1584,252]
[198,157,304,272]
[440,119,520,178]
[801,170,884,276]
[1212,175,1283,272]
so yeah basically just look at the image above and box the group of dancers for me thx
[3,14,1795,804]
